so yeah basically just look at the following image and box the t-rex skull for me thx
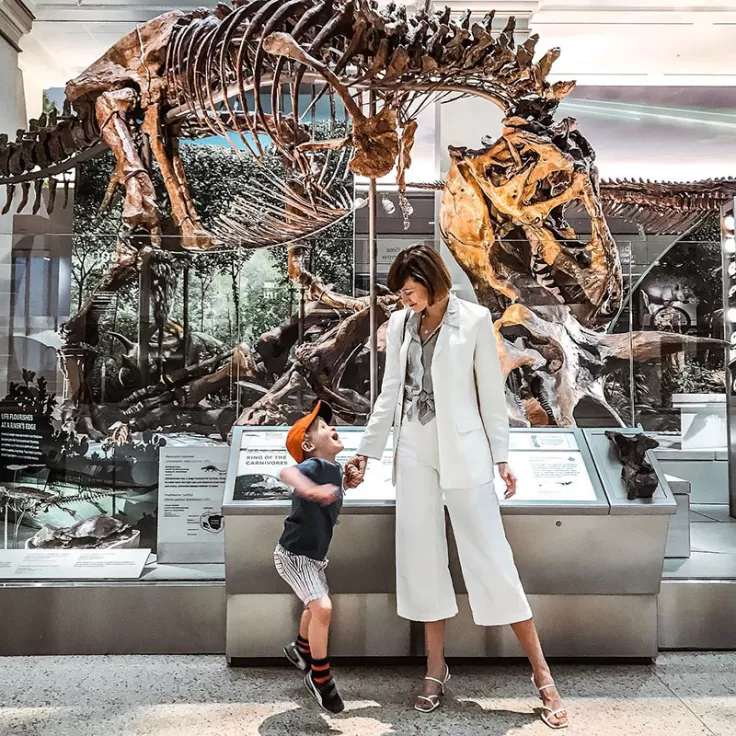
[440,118,622,325]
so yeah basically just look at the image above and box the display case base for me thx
[226,592,659,660]
[659,580,736,650]
[0,581,225,656]
[5,581,733,656]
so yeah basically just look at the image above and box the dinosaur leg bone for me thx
[95,89,159,235]
[141,105,217,250]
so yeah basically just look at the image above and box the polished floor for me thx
[1,653,735,735]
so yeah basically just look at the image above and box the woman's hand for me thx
[497,462,517,499]
[344,454,367,488]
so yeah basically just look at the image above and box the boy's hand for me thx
[343,465,361,488]
[344,455,367,488]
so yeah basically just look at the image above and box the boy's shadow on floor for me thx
[258,690,538,736]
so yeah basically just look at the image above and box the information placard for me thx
[158,446,229,563]
[236,428,395,502]
[497,450,598,502]
[233,428,598,506]
[0,549,150,580]
[0,409,45,465]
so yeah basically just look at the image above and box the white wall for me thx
[0,35,28,394]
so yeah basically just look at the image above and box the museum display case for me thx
[0,220,731,652]
[1,0,735,656]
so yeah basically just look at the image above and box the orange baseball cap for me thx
[286,401,334,463]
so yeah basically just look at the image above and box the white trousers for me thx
[395,416,533,626]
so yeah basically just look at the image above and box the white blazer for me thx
[358,294,509,490]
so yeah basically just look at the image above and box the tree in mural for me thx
[69,132,355,436]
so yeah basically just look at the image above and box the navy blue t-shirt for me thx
[278,458,344,561]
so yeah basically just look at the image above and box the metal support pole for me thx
[368,94,379,408]
[138,253,151,386]
[182,264,190,367]
[368,179,378,408]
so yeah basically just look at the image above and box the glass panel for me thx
[622,227,726,446]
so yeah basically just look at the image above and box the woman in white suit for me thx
[346,245,567,728]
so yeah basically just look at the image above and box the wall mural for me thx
[1,0,735,450]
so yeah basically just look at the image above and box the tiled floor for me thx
[1,653,736,736]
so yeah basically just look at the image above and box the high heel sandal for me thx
[414,664,451,713]
[532,676,568,729]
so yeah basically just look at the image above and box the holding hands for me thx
[343,455,367,489]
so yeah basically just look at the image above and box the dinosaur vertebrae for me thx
[0,100,100,216]
[600,178,736,235]
[163,0,574,160]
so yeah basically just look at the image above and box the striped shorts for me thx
[274,544,329,604]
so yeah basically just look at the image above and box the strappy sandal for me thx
[414,664,451,713]
[532,676,568,729]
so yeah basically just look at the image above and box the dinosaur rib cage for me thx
[161,1,576,246]
[164,0,572,144]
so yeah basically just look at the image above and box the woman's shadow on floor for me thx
[257,688,538,736]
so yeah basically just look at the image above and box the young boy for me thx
[275,400,352,714]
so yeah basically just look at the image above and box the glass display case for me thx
[0,119,729,656]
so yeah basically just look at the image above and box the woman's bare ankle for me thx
[426,659,446,680]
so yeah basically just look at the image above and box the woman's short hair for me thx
[387,244,452,305]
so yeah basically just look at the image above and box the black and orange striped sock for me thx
[311,657,332,688]
[297,635,311,661]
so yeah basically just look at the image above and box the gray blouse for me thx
[403,297,459,425]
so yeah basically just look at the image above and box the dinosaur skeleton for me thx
[1,1,734,432]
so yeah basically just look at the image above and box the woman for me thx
[346,245,567,729]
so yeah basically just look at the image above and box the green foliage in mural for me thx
[72,127,354,396]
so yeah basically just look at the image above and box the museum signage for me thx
[157,445,229,563]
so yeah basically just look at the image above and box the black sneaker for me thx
[283,641,309,673]
[304,670,345,714]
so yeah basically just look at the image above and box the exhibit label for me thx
[0,549,150,580]
[0,409,45,465]
[234,428,597,505]
[497,450,598,502]
[158,445,229,563]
